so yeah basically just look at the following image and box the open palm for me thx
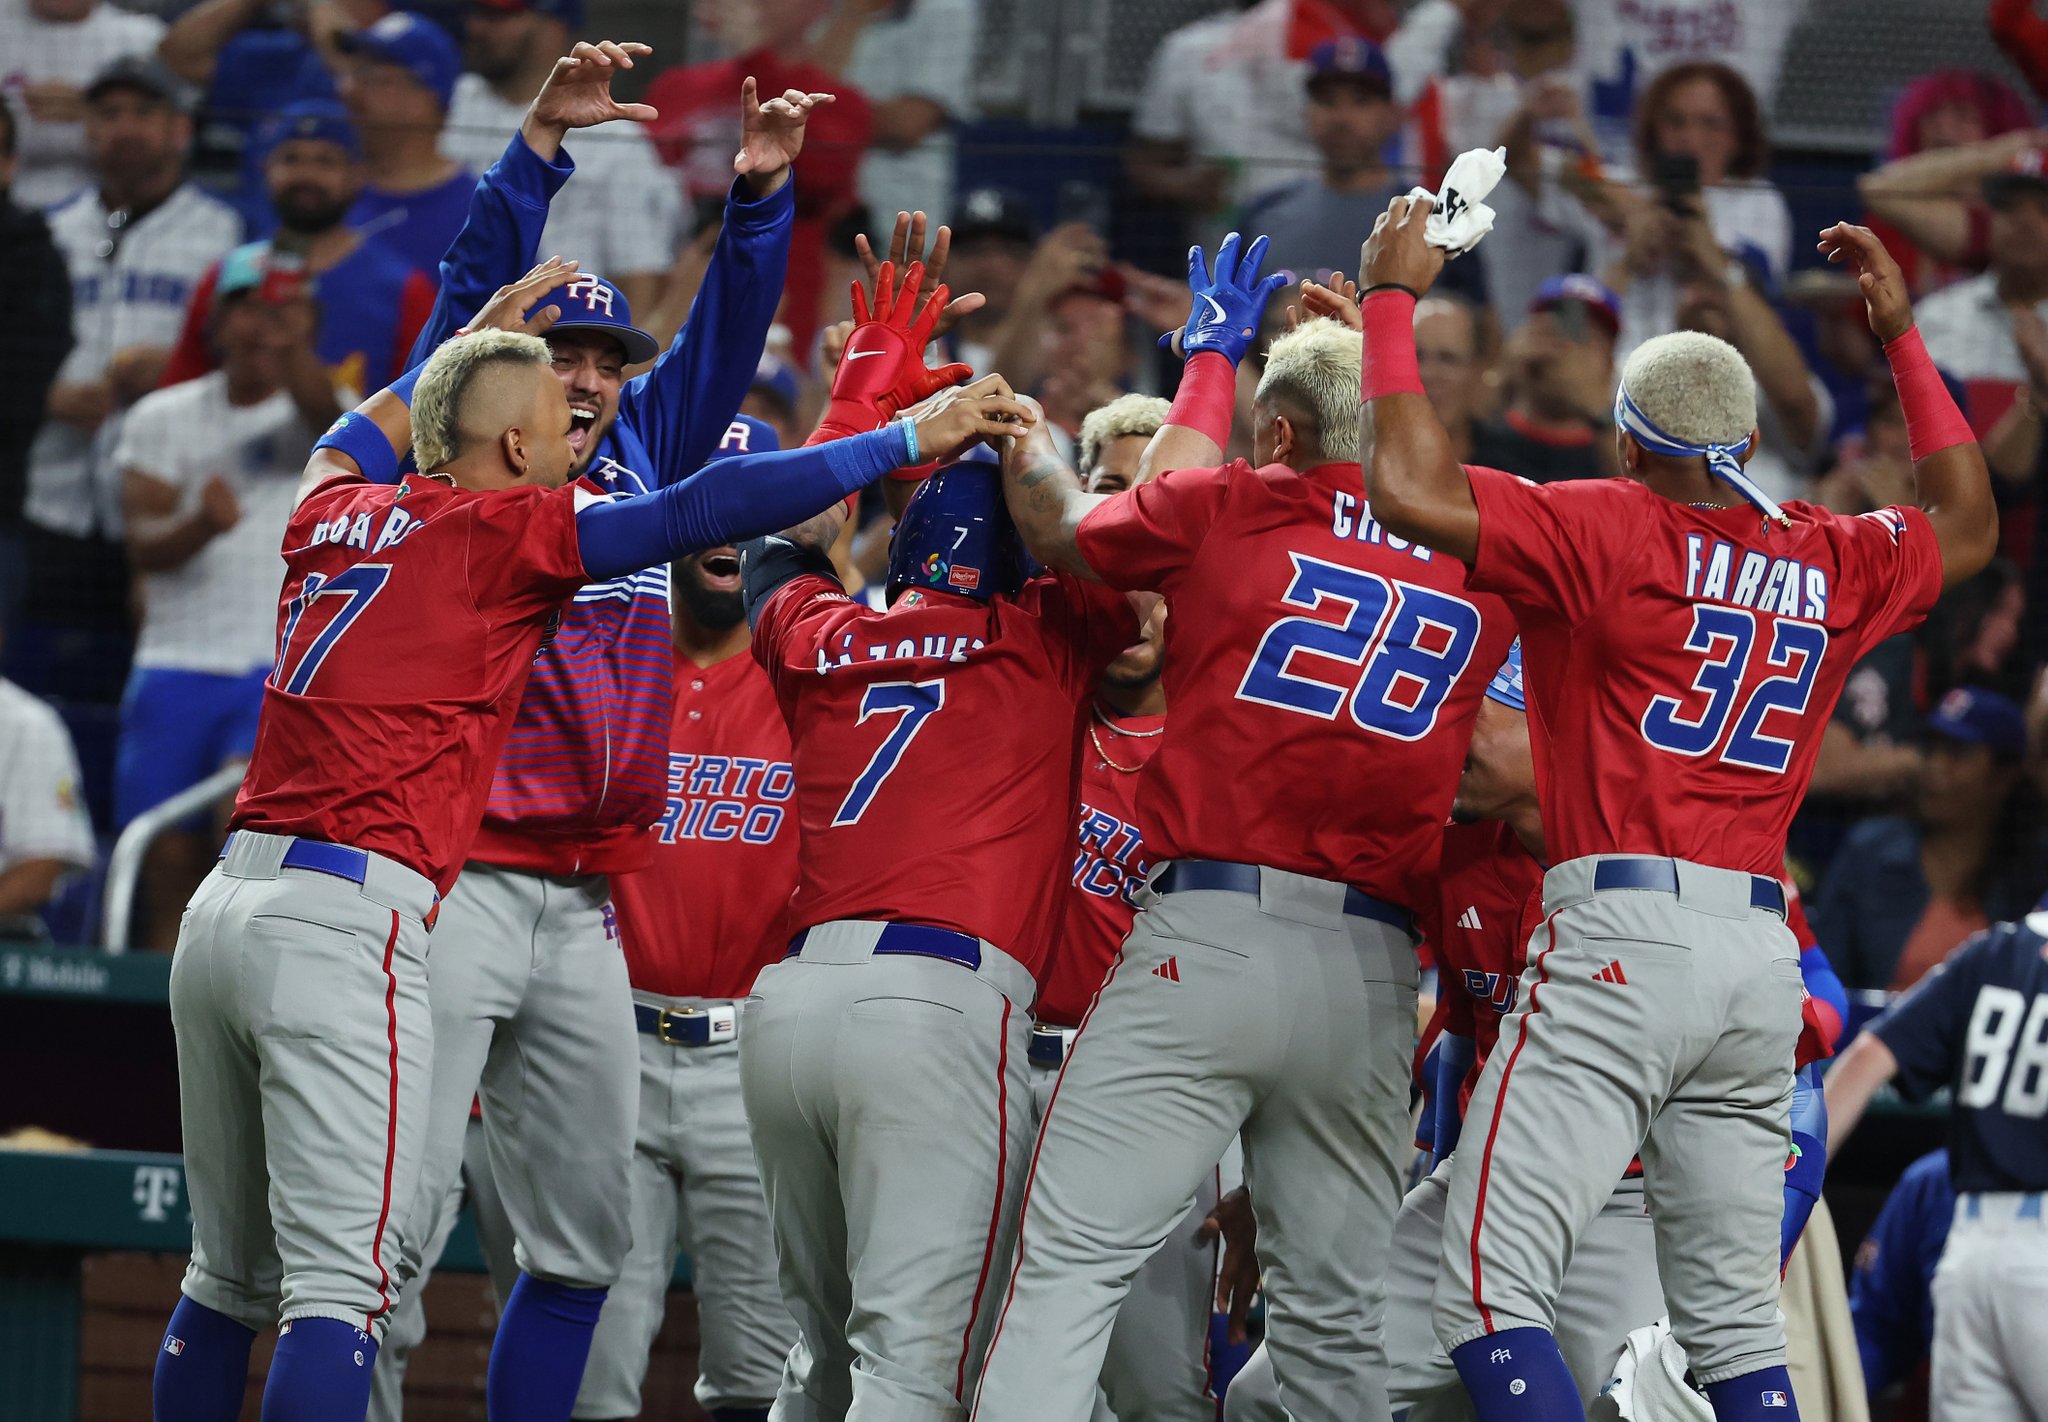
[735,77,834,182]
[531,41,660,133]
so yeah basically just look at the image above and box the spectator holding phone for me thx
[1469,275,1618,483]
[1572,62,1793,363]
[115,240,335,951]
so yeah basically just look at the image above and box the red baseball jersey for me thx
[752,574,1139,980]
[1420,819,1546,1119]
[232,474,588,892]
[609,651,798,1000]
[1466,472,1945,876]
[1038,709,1165,1027]
[1076,461,1517,909]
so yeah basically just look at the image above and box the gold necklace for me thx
[1089,706,1161,773]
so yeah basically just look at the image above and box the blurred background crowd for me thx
[0,0,2042,1411]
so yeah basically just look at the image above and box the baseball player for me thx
[364,45,825,1417]
[978,236,1517,1421]
[1029,392,1230,1422]
[735,306,1136,1414]
[148,258,985,1419]
[569,415,800,1422]
[1824,909,2048,1422]
[1357,203,1996,1422]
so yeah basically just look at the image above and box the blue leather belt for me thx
[1153,859,1412,933]
[1028,1025,1075,1069]
[1590,857,1786,917]
[788,922,983,971]
[222,831,370,885]
[634,1002,737,1046]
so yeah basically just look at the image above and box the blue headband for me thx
[1614,385,1787,526]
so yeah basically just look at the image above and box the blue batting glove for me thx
[1161,231,1290,365]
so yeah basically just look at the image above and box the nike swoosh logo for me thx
[844,350,887,361]
[1201,295,1228,324]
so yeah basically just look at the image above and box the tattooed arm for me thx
[1000,395,1109,581]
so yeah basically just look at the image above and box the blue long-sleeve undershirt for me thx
[572,426,908,583]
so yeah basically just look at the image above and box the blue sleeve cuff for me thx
[494,130,576,203]
[390,363,425,408]
[824,424,915,493]
[724,173,797,232]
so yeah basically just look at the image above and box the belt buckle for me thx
[657,1006,700,1046]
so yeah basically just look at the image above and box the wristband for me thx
[1361,282,1421,301]
[1884,325,1974,461]
[1165,351,1236,450]
[902,415,919,466]
[390,364,425,408]
[1360,288,1425,402]
[313,411,400,484]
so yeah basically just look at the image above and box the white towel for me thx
[1597,1319,1715,1422]
[1405,146,1508,256]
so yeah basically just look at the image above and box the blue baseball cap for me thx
[1484,640,1524,712]
[471,0,587,26]
[1927,686,2027,759]
[750,353,801,413]
[338,11,462,110]
[541,273,659,364]
[262,99,361,160]
[1532,274,1621,339]
[1306,37,1392,98]
[702,414,782,461]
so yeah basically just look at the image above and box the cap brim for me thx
[548,319,660,365]
[1533,296,1620,339]
[86,75,178,106]
[1306,71,1393,100]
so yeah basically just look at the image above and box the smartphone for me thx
[258,248,311,305]
[1653,152,1700,209]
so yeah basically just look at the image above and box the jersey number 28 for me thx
[1235,554,1482,740]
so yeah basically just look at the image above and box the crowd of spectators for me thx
[0,0,2039,1410]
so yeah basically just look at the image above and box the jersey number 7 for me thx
[833,679,947,826]
[272,565,393,695]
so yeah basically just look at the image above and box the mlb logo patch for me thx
[948,564,981,591]
[1762,1390,1789,1408]
[602,903,619,941]
[163,1336,186,1356]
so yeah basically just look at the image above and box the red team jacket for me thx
[232,475,589,893]
[1038,710,1165,1027]
[1075,461,1516,911]
[608,651,799,1000]
[1464,472,1945,875]
[752,573,1138,981]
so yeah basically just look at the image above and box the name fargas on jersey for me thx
[1683,533,1831,620]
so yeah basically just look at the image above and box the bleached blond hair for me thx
[1255,317,1362,462]
[410,329,552,473]
[1618,331,1758,450]
[1077,393,1171,477]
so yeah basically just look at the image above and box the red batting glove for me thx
[809,261,973,446]
[1793,990,1843,1069]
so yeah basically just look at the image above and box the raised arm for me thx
[1856,130,2044,267]
[1139,231,1287,483]
[406,41,658,366]
[622,77,827,482]
[1356,197,1481,562]
[1819,222,1999,588]
[1002,395,1109,581]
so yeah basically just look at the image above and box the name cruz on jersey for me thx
[1072,800,1151,906]
[653,750,795,846]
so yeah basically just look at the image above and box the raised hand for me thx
[527,42,658,142]
[1165,231,1289,364]
[905,374,1036,463]
[822,259,975,433]
[1289,274,1362,332]
[736,77,834,194]
[1360,196,1446,298]
[855,211,986,339]
[1817,222,1912,343]
[466,256,580,336]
